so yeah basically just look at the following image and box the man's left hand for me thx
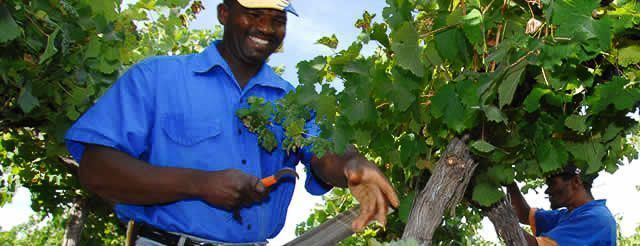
[344,157,399,232]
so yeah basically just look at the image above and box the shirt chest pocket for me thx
[162,114,222,146]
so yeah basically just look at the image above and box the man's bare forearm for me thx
[79,144,204,205]
[523,228,538,246]
[309,146,361,188]
[507,183,532,224]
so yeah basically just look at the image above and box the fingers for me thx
[374,187,388,227]
[346,162,399,231]
[355,164,399,208]
[245,177,268,203]
[352,190,376,232]
[378,176,400,208]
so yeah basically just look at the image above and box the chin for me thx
[242,51,270,64]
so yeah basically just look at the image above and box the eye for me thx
[274,18,286,25]
[246,11,261,18]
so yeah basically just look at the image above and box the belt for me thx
[127,221,266,246]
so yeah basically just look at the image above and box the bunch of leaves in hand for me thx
[237,95,334,155]
[237,96,279,152]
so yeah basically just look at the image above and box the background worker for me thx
[507,164,616,245]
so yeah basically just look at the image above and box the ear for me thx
[217,3,229,25]
[571,175,583,188]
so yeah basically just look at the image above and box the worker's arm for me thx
[507,182,532,225]
[310,146,400,231]
[523,229,539,245]
[78,144,267,210]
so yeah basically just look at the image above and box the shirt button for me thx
[241,159,247,165]
[237,128,242,135]
[247,224,252,230]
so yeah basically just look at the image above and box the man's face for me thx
[218,1,287,65]
[544,175,575,209]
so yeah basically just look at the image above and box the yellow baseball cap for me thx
[237,0,298,16]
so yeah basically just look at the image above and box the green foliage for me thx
[0,216,65,246]
[242,0,640,242]
[316,34,339,49]
[1,0,219,243]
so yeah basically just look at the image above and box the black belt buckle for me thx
[183,237,217,246]
[136,222,181,245]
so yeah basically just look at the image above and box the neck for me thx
[216,41,262,89]
[567,191,593,211]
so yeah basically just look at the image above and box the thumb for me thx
[344,167,363,187]
[255,180,266,193]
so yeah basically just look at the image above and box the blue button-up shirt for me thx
[65,41,331,242]
[535,199,617,245]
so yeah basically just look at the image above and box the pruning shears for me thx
[260,167,299,188]
[232,167,299,223]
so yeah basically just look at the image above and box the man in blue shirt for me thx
[64,0,399,245]
[507,164,617,245]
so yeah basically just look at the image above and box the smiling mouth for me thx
[249,36,270,47]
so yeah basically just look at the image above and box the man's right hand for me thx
[79,145,269,210]
[195,169,269,211]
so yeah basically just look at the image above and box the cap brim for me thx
[236,0,299,16]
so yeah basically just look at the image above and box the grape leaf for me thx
[435,29,470,67]
[390,22,424,76]
[317,94,337,122]
[488,164,515,185]
[564,115,588,133]
[342,96,376,125]
[472,182,505,207]
[471,140,496,153]
[0,5,21,43]
[587,77,640,114]
[383,0,414,28]
[389,69,420,111]
[18,86,40,113]
[462,9,484,49]
[399,192,416,224]
[316,34,339,49]
[498,61,527,108]
[297,56,326,85]
[89,0,118,21]
[523,87,552,113]
[567,141,606,174]
[617,45,640,67]
[536,140,568,173]
[431,84,466,132]
[483,105,507,123]
[39,28,60,64]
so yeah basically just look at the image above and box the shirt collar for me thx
[191,41,291,91]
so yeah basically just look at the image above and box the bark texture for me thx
[485,197,528,246]
[62,198,88,246]
[401,137,479,245]
[285,207,359,246]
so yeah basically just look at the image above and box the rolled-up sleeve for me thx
[64,63,154,163]
[534,208,562,236]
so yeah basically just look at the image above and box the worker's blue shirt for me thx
[535,199,617,245]
[65,41,331,243]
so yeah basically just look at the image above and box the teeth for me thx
[250,36,269,46]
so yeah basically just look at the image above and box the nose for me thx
[255,16,276,35]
